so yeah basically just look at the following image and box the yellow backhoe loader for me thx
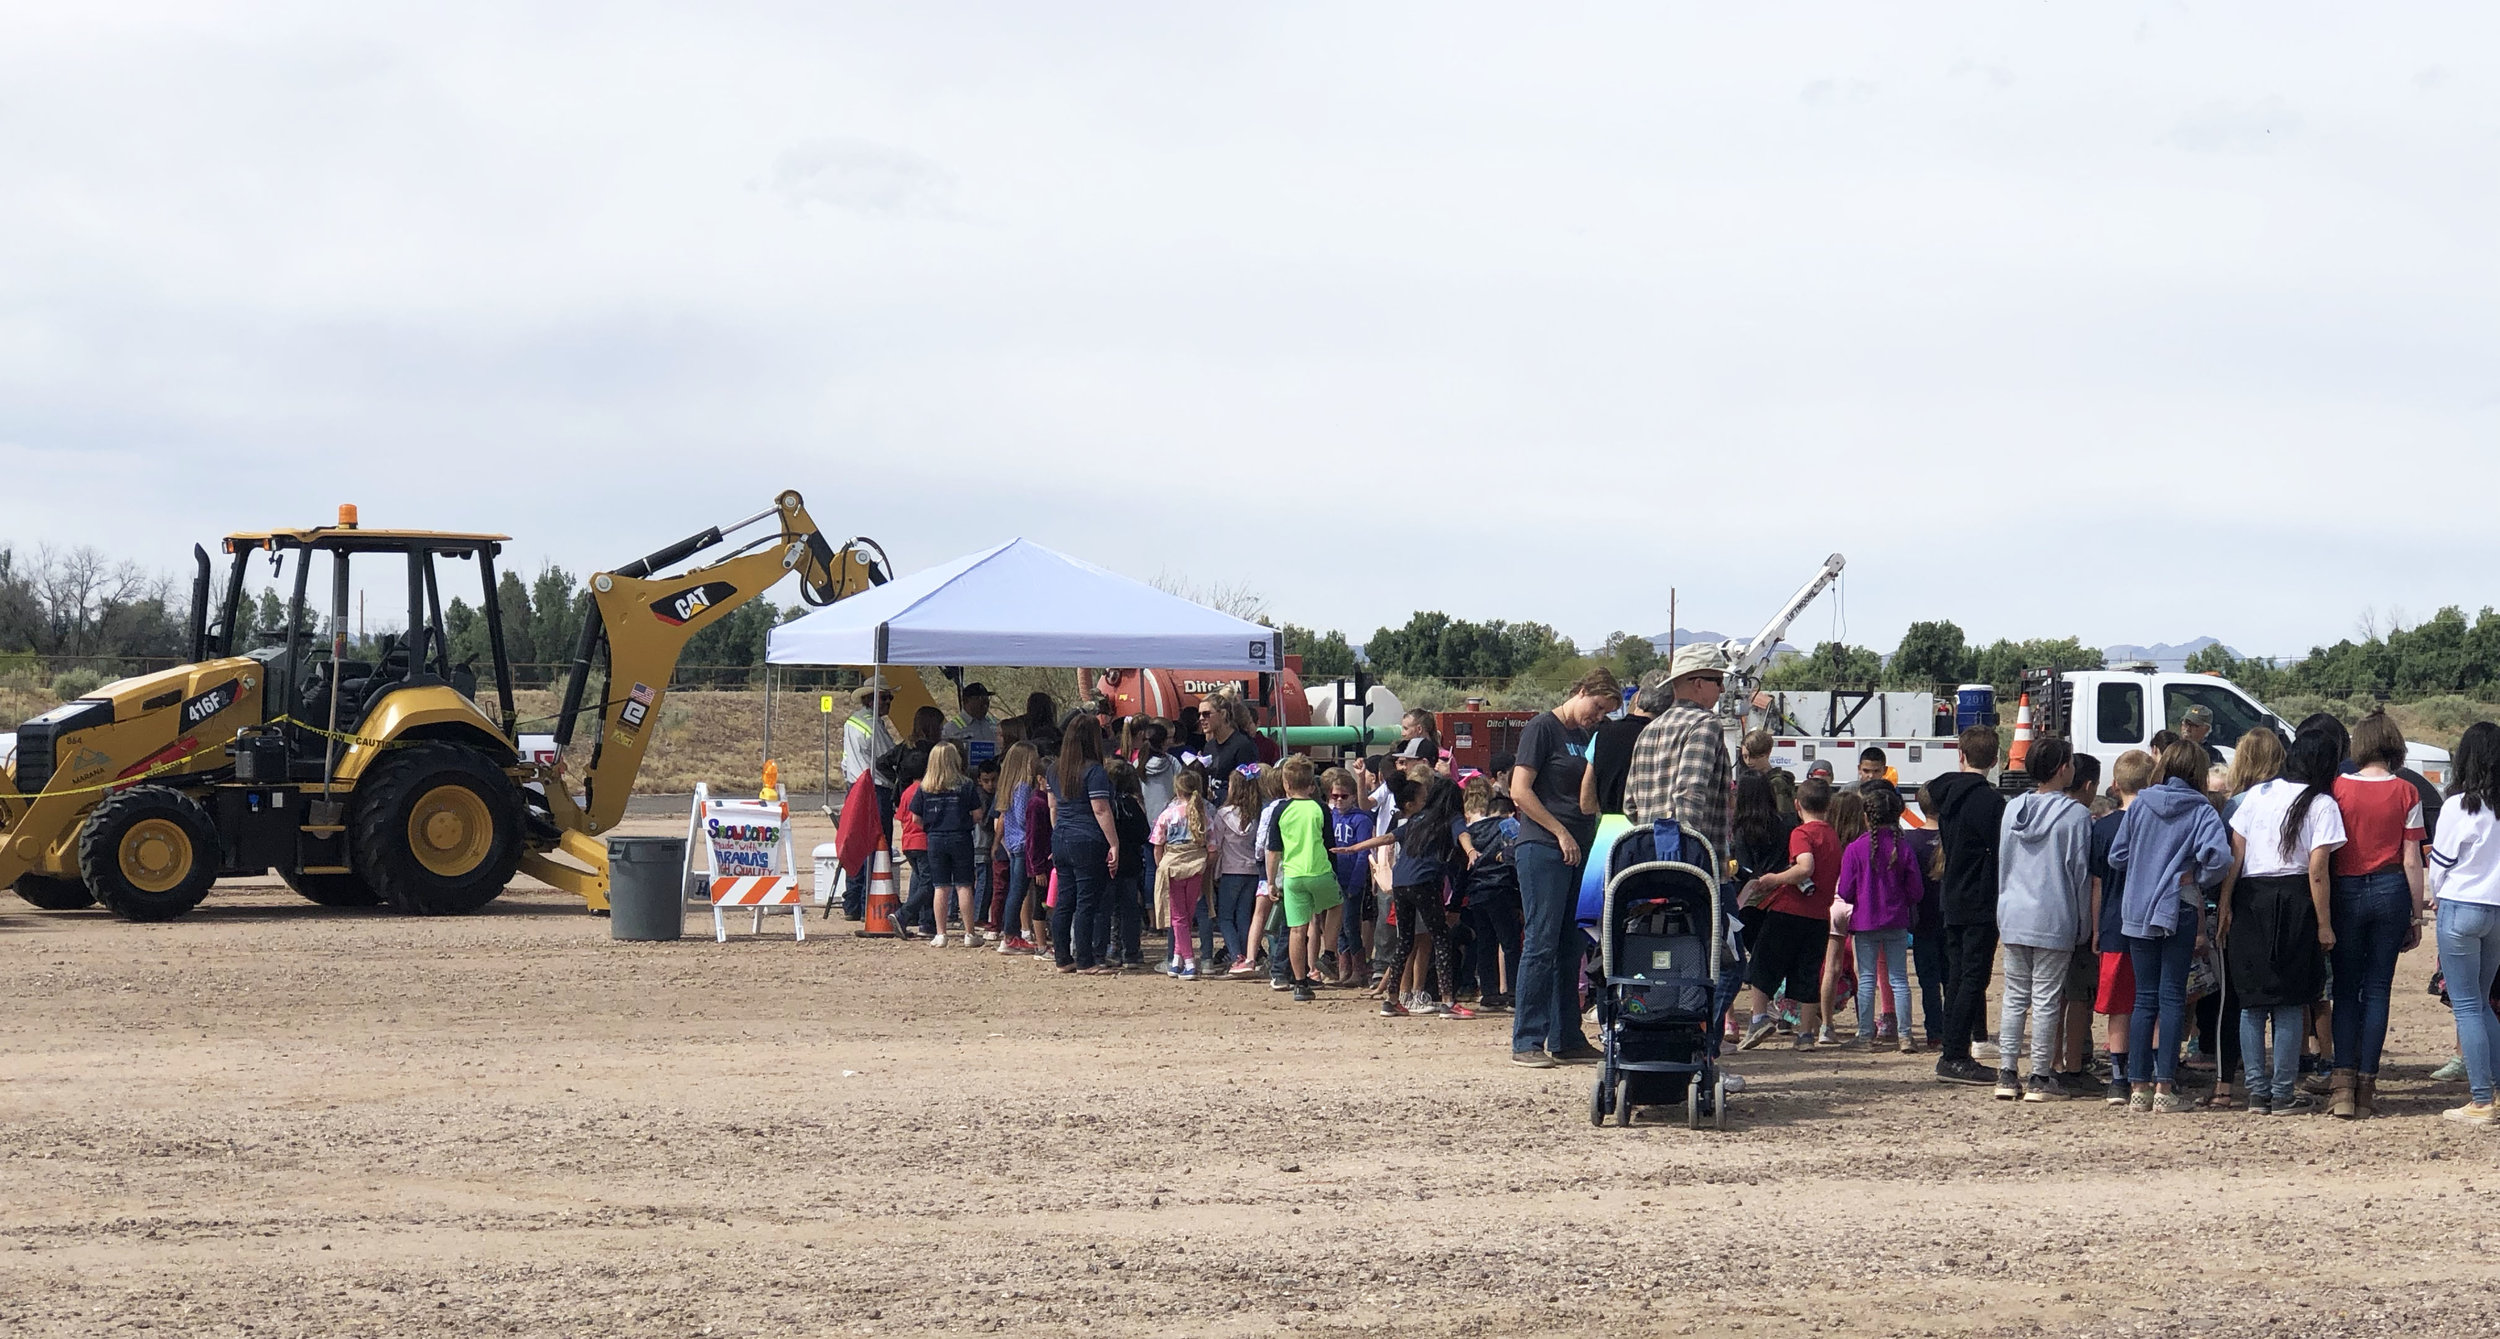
[0,490,915,920]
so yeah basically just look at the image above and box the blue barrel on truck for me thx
[1955,684,1998,733]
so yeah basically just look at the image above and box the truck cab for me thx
[2032,668,2451,788]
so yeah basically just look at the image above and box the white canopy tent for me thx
[766,538,1281,671]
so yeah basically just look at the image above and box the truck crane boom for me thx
[1716,552,1846,725]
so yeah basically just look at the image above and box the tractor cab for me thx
[200,506,521,779]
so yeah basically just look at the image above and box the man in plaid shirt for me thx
[1623,643,1736,860]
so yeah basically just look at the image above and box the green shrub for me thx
[49,668,106,700]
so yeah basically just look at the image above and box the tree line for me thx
[1280,608,2500,709]
[15,537,2500,707]
[1,543,796,692]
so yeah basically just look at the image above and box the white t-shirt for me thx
[2228,778,2347,878]
[2429,796,2500,907]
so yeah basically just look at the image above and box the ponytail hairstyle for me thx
[2449,721,2500,817]
[1171,768,1210,842]
[1461,772,1497,819]
[2352,711,2407,770]
[1861,782,1905,875]
[2279,728,2344,861]
[1403,772,1464,866]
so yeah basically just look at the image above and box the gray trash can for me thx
[608,836,687,941]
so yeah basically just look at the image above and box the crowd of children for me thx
[879,688,1523,1012]
[871,675,2500,1124]
[1749,707,2495,1122]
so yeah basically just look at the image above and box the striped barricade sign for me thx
[688,784,806,943]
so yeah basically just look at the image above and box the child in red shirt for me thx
[1738,776,1842,1050]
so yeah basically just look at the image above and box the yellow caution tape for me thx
[18,756,194,800]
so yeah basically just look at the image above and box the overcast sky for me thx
[3,4,2494,659]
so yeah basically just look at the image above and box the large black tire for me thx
[352,743,523,916]
[13,874,97,910]
[279,869,382,908]
[78,786,220,922]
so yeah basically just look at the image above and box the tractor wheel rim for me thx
[408,784,493,878]
[119,818,192,894]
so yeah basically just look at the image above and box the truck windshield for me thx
[2165,683,2267,748]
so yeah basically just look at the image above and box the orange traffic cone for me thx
[857,845,901,937]
[2007,693,2034,774]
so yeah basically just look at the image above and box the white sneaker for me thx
[960,933,980,948]
[929,932,947,948]
[995,938,1013,955]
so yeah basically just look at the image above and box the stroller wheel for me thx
[1714,1074,1731,1130]
[1684,1078,1702,1130]
[1588,1075,1607,1127]
[1614,1076,1634,1127]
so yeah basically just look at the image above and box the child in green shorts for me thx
[1266,756,1342,1003]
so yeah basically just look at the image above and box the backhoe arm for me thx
[541,490,877,838]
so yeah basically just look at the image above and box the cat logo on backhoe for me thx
[652,581,738,626]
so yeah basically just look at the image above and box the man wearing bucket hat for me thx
[1623,643,1736,859]
[1624,643,1747,1051]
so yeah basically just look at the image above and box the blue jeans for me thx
[1854,928,1911,1037]
[1002,850,1031,939]
[2127,924,2197,1084]
[2239,1005,2305,1105]
[2438,899,2500,1104]
[1268,905,1294,984]
[1512,841,1589,1056]
[1051,838,1110,969]
[2330,870,2412,1075]
[899,853,935,937]
[1206,873,1257,967]
[972,848,994,925]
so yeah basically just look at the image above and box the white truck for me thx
[1744,669,2452,795]
[1696,554,2451,797]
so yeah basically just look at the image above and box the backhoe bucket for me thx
[522,828,614,911]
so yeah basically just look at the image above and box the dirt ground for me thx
[5,806,2499,1338]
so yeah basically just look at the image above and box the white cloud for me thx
[770,138,959,218]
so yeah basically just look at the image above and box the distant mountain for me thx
[2103,637,2241,672]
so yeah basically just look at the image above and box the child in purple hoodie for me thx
[1836,785,1925,1053]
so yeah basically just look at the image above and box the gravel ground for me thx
[5,809,2499,1337]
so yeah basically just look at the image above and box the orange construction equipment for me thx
[856,845,901,937]
[2007,693,2034,774]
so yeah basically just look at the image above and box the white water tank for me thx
[1305,681,1406,731]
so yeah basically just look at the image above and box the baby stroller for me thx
[1588,820,1728,1129]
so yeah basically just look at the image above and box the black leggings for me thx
[1386,884,1457,1003]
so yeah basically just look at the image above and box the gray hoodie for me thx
[1139,753,1177,829]
[1996,791,2092,951]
